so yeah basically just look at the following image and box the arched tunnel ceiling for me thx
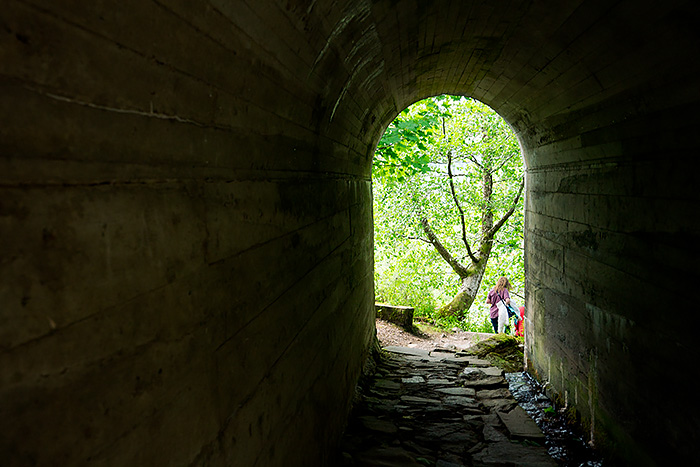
[296,0,700,170]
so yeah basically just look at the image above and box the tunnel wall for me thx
[521,100,700,465]
[503,9,700,465]
[2,1,700,466]
[0,1,377,465]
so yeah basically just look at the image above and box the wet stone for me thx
[461,375,507,388]
[477,388,511,399]
[412,361,440,368]
[442,395,478,408]
[358,416,398,434]
[375,378,401,390]
[461,366,503,378]
[435,387,476,397]
[473,441,558,467]
[481,414,508,442]
[435,460,465,467]
[481,367,504,377]
[421,423,479,445]
[401,395,442,404]
[402,376,425,384]
[353,445,426,467]
[438,356,472,365]
[461,356,492,367]
[367,399,401,413]
[497,406,546,441]
[333,346,560,467]
[481,397,518,413]
[420,406,454,417]
[427,378,452,385]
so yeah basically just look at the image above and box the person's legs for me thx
[498,308,507,333]
[491,317,498,333]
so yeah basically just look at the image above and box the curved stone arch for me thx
[335,3,698,465]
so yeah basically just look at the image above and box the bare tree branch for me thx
[485,178,525,239]
[447,151,480,264]
[431,153,483,169]
[420,217,470,277]
[454,149,483,168]
[406,235,432,244]
[467,154,483,168]
[488,151,520,175]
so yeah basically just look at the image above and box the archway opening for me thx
[372,95,526,335]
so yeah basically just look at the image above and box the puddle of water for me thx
[506,372,605,467]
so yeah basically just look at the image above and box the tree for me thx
[373,97,524,320]
[373,96,455,182]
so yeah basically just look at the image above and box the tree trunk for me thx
[438,250,490,317]
[434,164,496,317]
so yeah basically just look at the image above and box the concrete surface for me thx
[1,1,698,465]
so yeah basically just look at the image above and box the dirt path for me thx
[375,318,493,352]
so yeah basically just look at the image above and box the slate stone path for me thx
[334,346,558,467]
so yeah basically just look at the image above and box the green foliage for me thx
[372,225,452,318]
[373,96,457,182]
[373,95,524,331]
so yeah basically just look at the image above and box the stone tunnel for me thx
[1,1,698,465]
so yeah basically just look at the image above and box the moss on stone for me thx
[463,334,524,372]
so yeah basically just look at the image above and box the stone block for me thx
[375,303,414,330]
[497,406,545,442]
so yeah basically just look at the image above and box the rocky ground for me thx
[333,319,604,466]
[333,340,556,466]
